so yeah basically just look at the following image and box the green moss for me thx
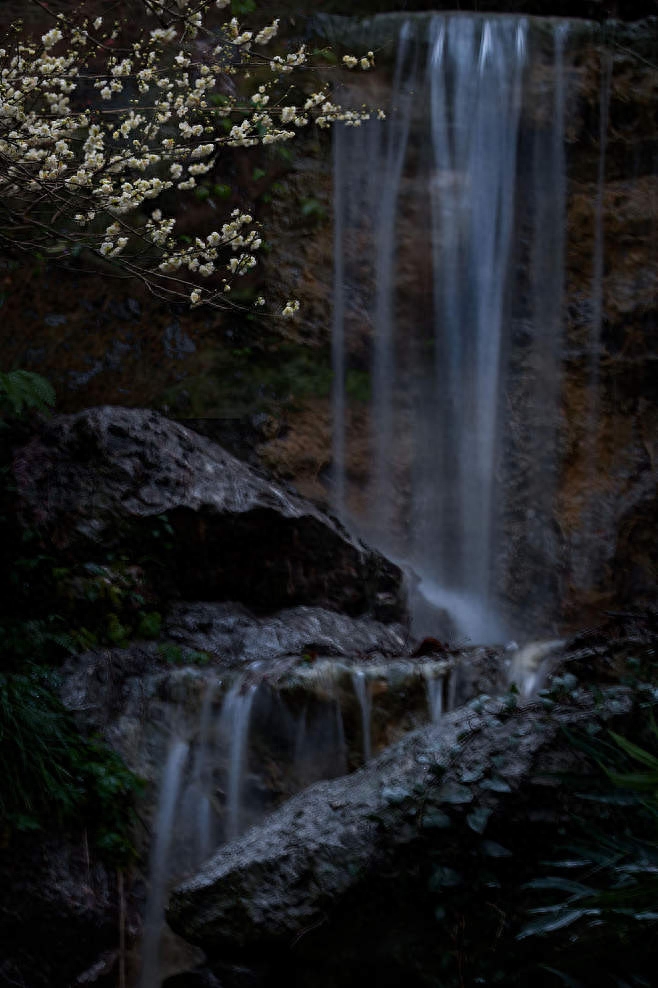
[157,642,210,666]
[161,341,333,419]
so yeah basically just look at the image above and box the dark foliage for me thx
[0,378,142,862]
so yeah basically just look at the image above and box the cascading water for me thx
[332,14,571,644]
[139,676,258,987]
[193,680,216,862]
[218,679,258,841]
[351,669,372,763]
[424,669,444,724]
[136,649,547,983]
[292,691,349,787]
[140,738,189,988]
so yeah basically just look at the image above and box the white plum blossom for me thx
[255,21,279,46]
[42,28,63,50]
[282,299,300,319]
[0,0,375,314]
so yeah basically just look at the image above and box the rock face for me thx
[168,687,633,986]
[13,407,404,619]
[302,1,652,19]
[57,613,511,851]
[166,601,408,665]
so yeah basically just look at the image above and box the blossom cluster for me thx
[0,0,376,316]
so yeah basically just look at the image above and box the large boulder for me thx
[13,407,404,619]
[168,685,634,986]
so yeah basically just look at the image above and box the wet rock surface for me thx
[303,2,653,20]
[13,407,405,619]
[311,13,658,61]
[166,601,408,665]
[168,687,633,985]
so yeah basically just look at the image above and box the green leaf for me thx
[605,770,658,791]
[480,777,512,793]
[481,841,512,858]
[429,866,463,890]
[420,809,452,830]
[0,370,55,418]
[539,967,585,987]
[137,611,162,639]
[300,197,326,221]
[517,909,599,939]
[609,731,658,770]
[521,877,594,897]
[467,806,492,834]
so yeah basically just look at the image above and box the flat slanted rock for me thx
[166,601,407,664]
[14,407,404,617]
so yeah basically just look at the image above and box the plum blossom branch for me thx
[0,0,376,317]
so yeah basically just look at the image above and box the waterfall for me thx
[424,670,444,724]
[351,669,372,763]
[140,738,189,988]
[421,16,526,637]
[334,696,348,774]
[218,679,258,841]
[332,14,571,643]
[193,679,216,862]
[293,693,349,786]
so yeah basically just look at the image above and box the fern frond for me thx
[0,370,55,418]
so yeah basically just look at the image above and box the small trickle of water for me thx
[352,669,372,763]
[140,738,189,988]
[193,680,217,862]
[218,680,258,841]
[334,697,348,775]
[293,704,309,781]
[424,670,444,724]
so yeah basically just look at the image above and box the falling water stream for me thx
[193,680,216,862]
[332,14,574,644]
[351,669,373,763]
[218,680,258,842]
[140,678,259,987]
[140,739,189,988]
[424,670,444,724]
